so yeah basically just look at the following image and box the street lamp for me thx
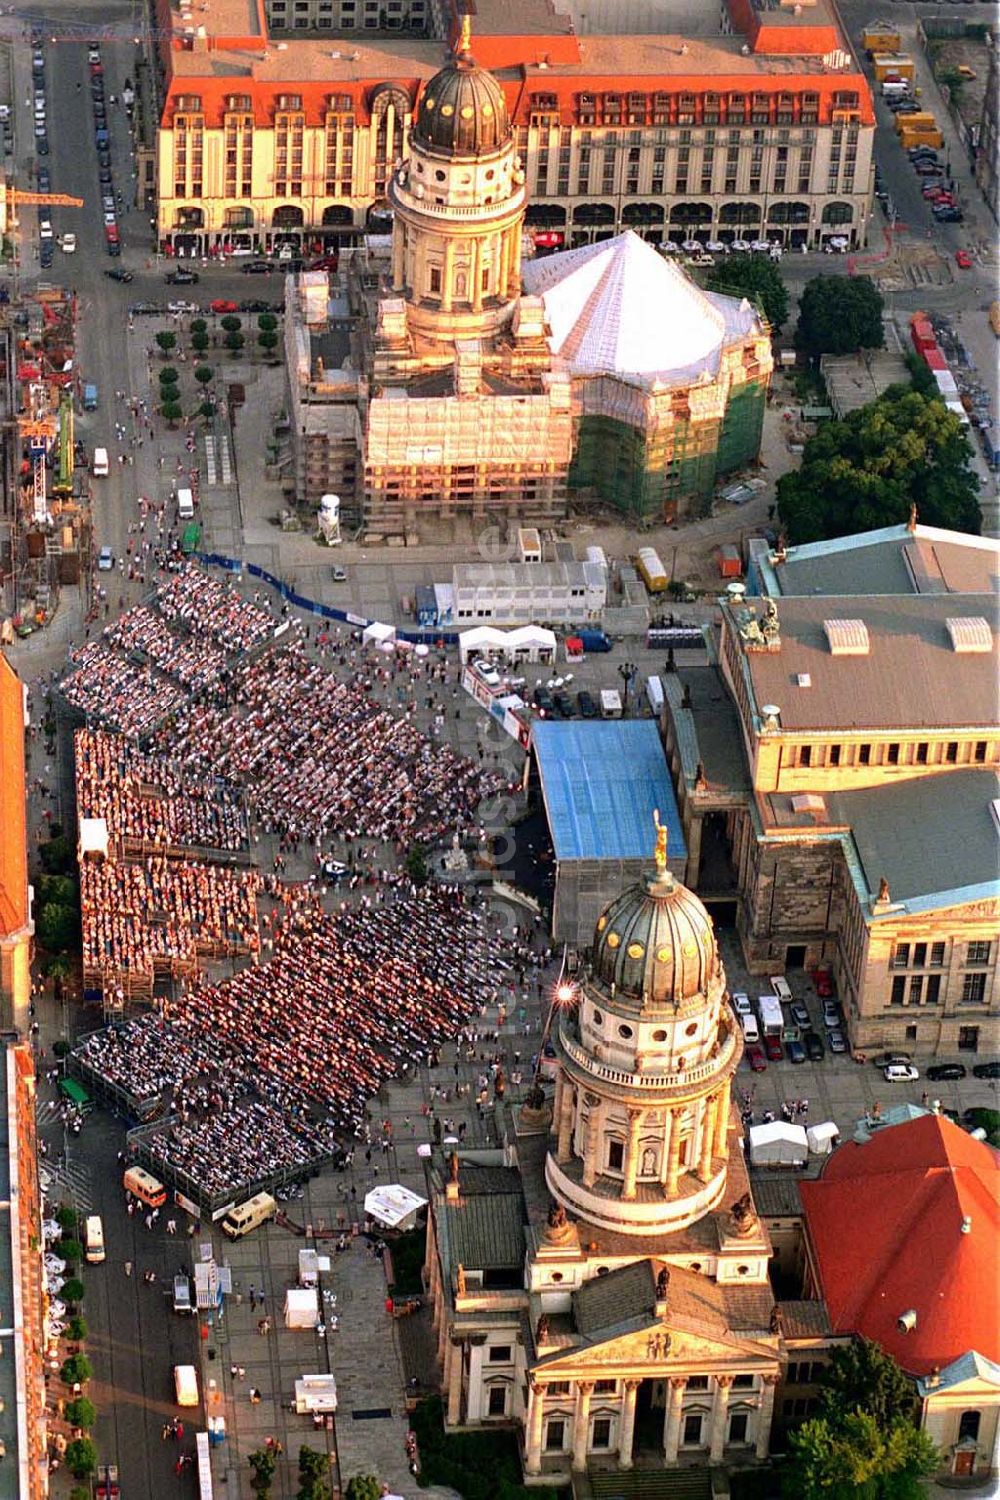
[533,949,577,1086]
[618,660,637,711]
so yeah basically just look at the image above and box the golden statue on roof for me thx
[653,808,668,874]
[457,9,472,54]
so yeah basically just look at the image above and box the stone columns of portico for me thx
[698,1097,717,1182]
[557,1080,574,1162]
[663,1376,686,1462]
[622,1108,644,1200]
[525,1380,546,1474]
[471,236,483,311]
[756,1374,779,1459]
[581,1094,601,1187]
[446,1338,464,1427]
[618,1379,640,1468]
[666,1124,684,1195]
[714,1078,732,1158]
[571,1380,595,1470]
[391,225,405,290]
[442,240,456,311]
[709,1375,734,1464]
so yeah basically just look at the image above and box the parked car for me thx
[785,1038,807,1064]
[933,208,965,223]
[915,163,945,177]
[827,1028,848,1054]
[97,546,114,570]
[331,564,347,581]
[971,1061,1000,1080]
[533,686,555,714]
[764,1035,783,1062]
[790,1001,811,1028]
[884,1064,920,1082]
[804,1031,826,1062]
[822,1000,842,1028]
[242,259,273,274]
[746,1044,767,1073]
[925,1063,967,1082]
[210,298,239,314]
[165,267,199,284]
[872,1051,912,1070]
[955,249,973,269]
[240,299,278,313]
[576,689,598,718]
[552,691,574,719]
[730,992,752,1017]
[130,300,162,314]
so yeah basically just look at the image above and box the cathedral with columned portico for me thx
[423,813,782,1481]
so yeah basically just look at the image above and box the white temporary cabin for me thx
[284,1287,319,1329]
[364,1184,428,1231]
[806,1122,841,1156]
[362,621,396,649]
[295,1374,338,1414]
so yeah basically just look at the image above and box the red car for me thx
[812,965,834,998]
[746,1044,767,1073]
[955,249,973,269]
[210,298,238,314]
[764,1035,784,1062]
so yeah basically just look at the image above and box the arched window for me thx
[958,1411,981,1442]
[822,201,854,225]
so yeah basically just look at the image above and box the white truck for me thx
[758,993,784,1038]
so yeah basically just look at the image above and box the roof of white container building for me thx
[521,230,760,388]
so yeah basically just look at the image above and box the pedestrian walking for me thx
[124,1260,132,1277]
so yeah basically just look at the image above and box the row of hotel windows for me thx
[792,739,991,769]
[893,941,991,970]
[891,975,989,1007]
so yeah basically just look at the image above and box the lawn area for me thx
[411,1397,561,1500]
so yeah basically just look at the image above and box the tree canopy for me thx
[776,386,981,543]
[705,253,789,331]
[796,274,884,357]
[818,1339,916,1429]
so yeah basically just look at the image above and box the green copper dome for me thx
[592,870,721,1009]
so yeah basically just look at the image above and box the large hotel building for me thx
[151,0,875,258]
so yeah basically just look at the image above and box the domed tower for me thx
[386,16,527,345]
[546,818,743,1236]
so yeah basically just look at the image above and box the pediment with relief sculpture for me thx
[534,1321,761,1376]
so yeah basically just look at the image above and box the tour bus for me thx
[92,446,109,477]
[174,1364,199,1407]
[634,546,669,594]
[221,1191,277,1240]
[84,1215,105,1264]
[123,1165,167,1208]
[176,486,195,519]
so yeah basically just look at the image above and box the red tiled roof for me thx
[0,654,28,937]
[800,1115,1000,1375]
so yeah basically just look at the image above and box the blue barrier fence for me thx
[195,551,460,646]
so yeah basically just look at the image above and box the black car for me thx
[577,690,598,718]
[552,691,574,718]
[242,259,273,274]
[165,268,199,284]
[37,135,48,154]
[40,241,53,267]
[972,1060,1000,1080]
[37,167,50,193]
[533,687,555,714]
[933,208,964,223]
[130,301,163,315]
[925,1063,966,1082]
[98,150,111,168]
[105,267,134,283]
[804,1030,826,1062]
[785,1039,807,1065]
[240,299,279,313]
[106,239,121,256]
[99,169,113,187]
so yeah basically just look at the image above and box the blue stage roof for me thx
[533,720,686,863]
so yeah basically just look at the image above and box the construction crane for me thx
[7,191,84,208]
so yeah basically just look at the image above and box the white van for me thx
[92,446,109,477]
[221,1191,277,1240]
[176,486,195,519]
[741,1012,760,1045]
[84,1215,105,1264]
[173,1364,199,1407]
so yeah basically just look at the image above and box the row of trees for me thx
[249,1444,334,1499]
[155,312,279,363]
[702,258,884,360]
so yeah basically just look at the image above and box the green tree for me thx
[405,843,429,886]
[36,903,78,951]
[64,1437,98,1479]
[59,1238,83,1266]
[817,1338,916,1429]
[39,835,74,875]
[44,953,72,982]
[161,399,183,428]
[297,1446,332,1500]
[795,274,884,358]
[159,366,179,387]
[705,253,789,331]
[258,329,279,356]
[257,312,278,334]
[60,1277,86,1306]
[225,331,245,355]
[191,331,210,355]
[776,387,981,544]
[64,1396,96,1430]
[69,1487,91,1500]
[36,874,79,908]
[190,318,208,336]
[344,1476,381,1500]
[220,314,242,334]
[60,1352,92,1386]
[249,1447,278,1496]
[67,1315,88,1344]
[963,1108,1000,1148]
[784,1410,939,1500]
[56,1205,78,1232]
[155,330,177,358]
[194,365,214,388]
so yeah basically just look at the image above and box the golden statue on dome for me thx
[653,808,669,874]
